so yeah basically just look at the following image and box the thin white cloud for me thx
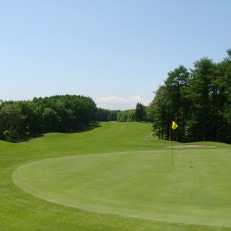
[96,95,151,110]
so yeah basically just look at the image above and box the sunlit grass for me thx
[1,122,231,231]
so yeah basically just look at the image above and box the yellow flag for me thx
[172,121,178,130]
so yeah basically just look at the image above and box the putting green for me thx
[12,150,231,227]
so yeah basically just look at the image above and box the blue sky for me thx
[1,0,230,109]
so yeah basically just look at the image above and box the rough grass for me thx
[1,122,231,231]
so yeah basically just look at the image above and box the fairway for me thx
[13,149,231,228]
[1,122,231,231]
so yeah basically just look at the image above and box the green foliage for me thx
[0,102,24,141]
[96,108,119,121]
[0,95,97,142]
[135,102,147,121]
[96,104,149,123]
[117,110,135,122]
[149,50,231,143]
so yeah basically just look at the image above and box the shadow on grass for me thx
[15,121,101,143]
[15,133,45,143]
[76,121,101,132]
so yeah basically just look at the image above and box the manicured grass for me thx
[1,122,231,230]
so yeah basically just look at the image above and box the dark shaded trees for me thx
[187,58,216,141]
[149,50,231,144]
[96,108,119,122]
[0,102,24,141]
[135,103,147,121]
[150,66,190,141]
[0,95,97,142]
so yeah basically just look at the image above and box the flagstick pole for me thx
[171,128,174,166]
[171,121,178,166]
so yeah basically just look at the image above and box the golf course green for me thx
[1,122,231,230]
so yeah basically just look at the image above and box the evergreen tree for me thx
[150,50,231,144]
[135,103,147,121]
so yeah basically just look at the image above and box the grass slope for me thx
[1,122,231,231]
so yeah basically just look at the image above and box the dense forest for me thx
[0,95,97,142]
[148,50,231,144]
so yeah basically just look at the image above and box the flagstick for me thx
[171,129,174,166]
[171,121,178,166]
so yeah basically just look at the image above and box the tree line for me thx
[0,94,148,142]
[96,102,148,122]
[1,50,230,144]
[148,50,231,144]
[0,95,96,142]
